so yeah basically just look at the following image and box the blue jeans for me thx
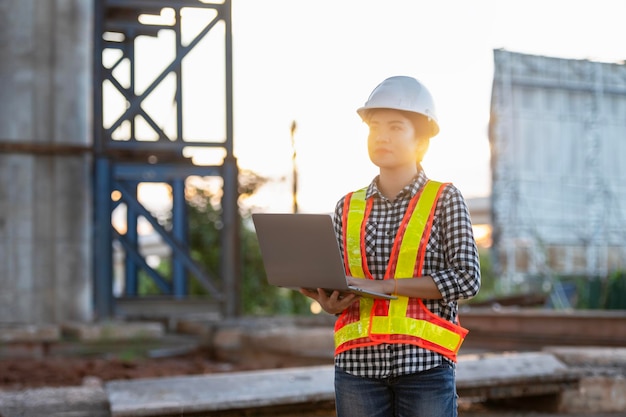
[334,364,458,417]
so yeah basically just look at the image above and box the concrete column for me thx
[0,0,93,323]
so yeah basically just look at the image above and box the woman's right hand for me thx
[299,288,358,315]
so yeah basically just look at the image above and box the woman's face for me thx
[366,109,424,170]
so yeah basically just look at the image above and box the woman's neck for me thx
[377,166,418,201]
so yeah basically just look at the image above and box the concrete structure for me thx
[490,49,626,290]
[1,0,238,324]
[0,1,93,323]
[2,349,625,416]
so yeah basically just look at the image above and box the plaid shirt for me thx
[333,169,481,378]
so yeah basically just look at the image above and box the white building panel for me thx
[490,50,626,286]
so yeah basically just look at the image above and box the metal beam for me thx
[93,0,238,318]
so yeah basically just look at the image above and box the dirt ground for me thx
[0,349,250,391]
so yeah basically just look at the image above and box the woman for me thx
[300,76,481,417]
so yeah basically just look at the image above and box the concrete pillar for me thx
[0,0,93,323]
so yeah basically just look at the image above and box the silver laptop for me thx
[252,213,396,300]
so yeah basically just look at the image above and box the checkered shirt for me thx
[333,169,481,378]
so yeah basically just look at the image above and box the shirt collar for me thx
[365,168,430,201]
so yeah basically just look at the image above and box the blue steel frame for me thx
[93,0,239,319]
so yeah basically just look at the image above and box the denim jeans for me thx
[334,364,458,417]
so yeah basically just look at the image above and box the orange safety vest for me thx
[334,180,469,362]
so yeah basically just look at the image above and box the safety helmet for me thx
[357,76,439,137]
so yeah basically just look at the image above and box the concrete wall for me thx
[0,0,93,323]
[489,50,626,283]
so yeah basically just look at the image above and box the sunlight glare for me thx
[472,224,492,248]
[183,147,227,166]
[310,301,322,315]
[138,8,176,26]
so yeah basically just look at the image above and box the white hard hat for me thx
[357,76,439,137]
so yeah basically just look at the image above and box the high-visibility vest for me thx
[334,180,469,362]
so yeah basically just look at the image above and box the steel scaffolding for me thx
[93,0,239,318]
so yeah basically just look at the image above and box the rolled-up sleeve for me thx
[428,186,481,304]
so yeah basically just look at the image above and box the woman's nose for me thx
[375,132,390,142]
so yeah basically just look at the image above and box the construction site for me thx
[1,1,626,416]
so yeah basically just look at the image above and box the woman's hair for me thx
[399,110,435,140]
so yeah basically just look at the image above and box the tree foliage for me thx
[184,170,312,315]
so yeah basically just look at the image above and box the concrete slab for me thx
[560,374,626,413]
[178,316,336,368]
[0,323,60,343]
[62,321,165,341]
[457,351,578,401]
[0,323,61,359]
[0,321,175,360]
[105,351,579,417]
[0,386,110,417]
[106,365,335,417]
[543,346,626,413]
[544,346,626,367]
[457,351,570,387]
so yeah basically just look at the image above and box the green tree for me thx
[185,170,312,315]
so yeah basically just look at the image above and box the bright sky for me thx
[126,0,626,215]
[226,0,626,213]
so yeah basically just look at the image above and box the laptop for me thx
[252,213,396,300]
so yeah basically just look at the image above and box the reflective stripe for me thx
[395,181,442,278]
[334,298,373,346]
[336,187,371,349]
[346,188,367,278]
[370,316,462,352]
[390,181,441,318]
